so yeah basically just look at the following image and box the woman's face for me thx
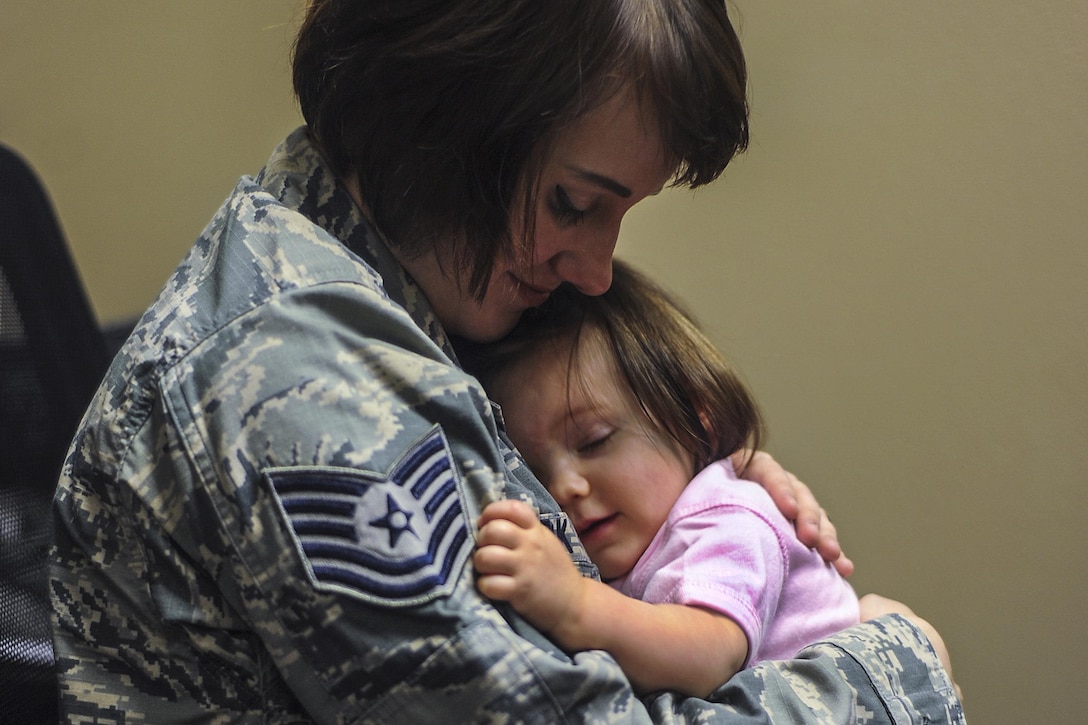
[400,89,674,342]
[488,329,694,580]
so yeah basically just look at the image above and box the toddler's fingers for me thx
[475,571,517,602]
[477,498,538,528]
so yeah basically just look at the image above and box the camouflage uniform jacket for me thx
[50,127,965,724]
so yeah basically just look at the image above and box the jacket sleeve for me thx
[644,615,965,724]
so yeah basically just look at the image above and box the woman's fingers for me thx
[742,451,853,573]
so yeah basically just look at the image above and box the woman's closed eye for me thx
[550,184,587,226]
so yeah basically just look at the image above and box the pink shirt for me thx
[611,460,859,666]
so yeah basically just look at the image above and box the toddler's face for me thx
[489,330,693,580]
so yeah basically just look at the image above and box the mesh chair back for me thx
[1,144,111,723]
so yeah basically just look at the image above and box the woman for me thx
[51,1,962,722]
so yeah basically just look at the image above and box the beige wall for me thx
[1,2,304,320]
[3,2,1086,722]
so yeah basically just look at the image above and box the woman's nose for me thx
[552,230,618,297]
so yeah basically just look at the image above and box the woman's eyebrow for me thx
[571,168,632,198]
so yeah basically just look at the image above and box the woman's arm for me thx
[475,499,748,697]
[859,593,961,701]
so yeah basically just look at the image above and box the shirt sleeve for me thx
[622,475,790,666]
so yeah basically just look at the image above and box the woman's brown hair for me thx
[293,0,748,299]
[461,259,763,472]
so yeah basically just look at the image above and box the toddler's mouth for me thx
[577,513,618,541]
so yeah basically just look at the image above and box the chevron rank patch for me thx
[266,427,472,607]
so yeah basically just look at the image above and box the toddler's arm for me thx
[474,499,748,697]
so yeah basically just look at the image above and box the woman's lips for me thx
[510,274,554,307]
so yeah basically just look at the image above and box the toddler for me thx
[466,260,859,697]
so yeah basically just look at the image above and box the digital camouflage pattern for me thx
[50,128,965,723]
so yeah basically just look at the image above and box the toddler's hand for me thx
[474,500,587,635]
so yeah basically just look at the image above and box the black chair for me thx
[1,144,112,724]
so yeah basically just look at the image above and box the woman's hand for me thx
[734,450,854,576]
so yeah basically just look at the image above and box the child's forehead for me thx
[567,330,639,408]
[569,325,619,374]
[519,323,614,381]
[487,321,629,417]
[495,327,616,396]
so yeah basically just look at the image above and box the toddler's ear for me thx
[690,406,718,469]
[697,407,720,451]
[697,408,712,435]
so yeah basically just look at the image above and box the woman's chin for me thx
[447,309,525,343]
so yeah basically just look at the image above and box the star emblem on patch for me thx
[370,493,417,548]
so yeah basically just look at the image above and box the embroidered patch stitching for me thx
[268,427,471,606]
